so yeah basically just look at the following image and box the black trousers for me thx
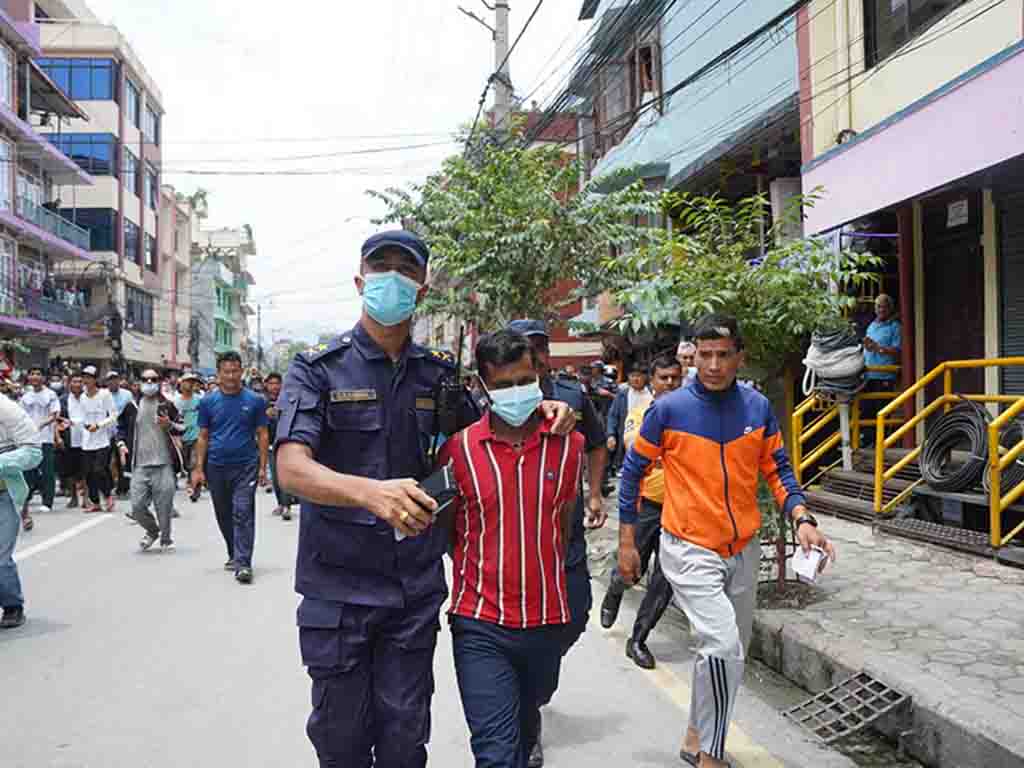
[83,447,112,504]
[607,498,673,642]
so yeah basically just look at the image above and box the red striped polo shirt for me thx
[439,415,584,629]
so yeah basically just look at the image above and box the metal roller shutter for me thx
[999,187,1024,394]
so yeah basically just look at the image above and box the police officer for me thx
[276,233,574,768]
[506,319,608,768]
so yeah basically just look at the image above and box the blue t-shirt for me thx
[197,389,268,466]
[865,319,901,381]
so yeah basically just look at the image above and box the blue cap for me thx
[506,319,549,338]
[361,230,430,268]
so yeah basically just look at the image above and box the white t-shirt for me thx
[626,386,653,416]
[66,393,85,449]
[73,389,117,452]
[19,387,60,445]
[0,392,41,449]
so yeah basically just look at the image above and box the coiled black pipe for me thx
[982,419,1024,495]
[919,401,989,493]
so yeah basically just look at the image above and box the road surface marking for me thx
[14,516,113,562]
[592,584,784,768]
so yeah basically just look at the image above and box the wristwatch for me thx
[794,512,818,531]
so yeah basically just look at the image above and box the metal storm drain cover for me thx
[783,672,910,744]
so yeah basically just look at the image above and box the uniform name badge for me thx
[329,389,378,404]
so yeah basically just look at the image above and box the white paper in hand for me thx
[792,546,828,584]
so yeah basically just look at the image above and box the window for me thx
[123,148,139,196]
[215,320,233,348]
[124,218,140,266]
[125,78,140,128]
[0,43,12,108]
[144,233,157,273]
[0,236,15,314]
[125,285,153,335]
[45,133,118,176]
[143,105,160,145]
[865,0,970,67]
[144,163,158,210]
[16,173,43,218]
[36,58,118,101]
[59,208,117,251]
[0,139,11,212]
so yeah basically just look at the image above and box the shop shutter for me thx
[999,187,1024,394]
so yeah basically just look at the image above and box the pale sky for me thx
[82,0,592,346]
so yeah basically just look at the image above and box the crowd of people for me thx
[2,228,846,767]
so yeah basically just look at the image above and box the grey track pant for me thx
[131,465,177,545]
[660,532,759,762]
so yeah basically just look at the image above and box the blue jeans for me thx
[207,462,257,568]
[451,615,564,768]
[0,493,24,609]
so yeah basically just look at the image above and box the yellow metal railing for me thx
[874,357,1024,547]
[792,366,902,486]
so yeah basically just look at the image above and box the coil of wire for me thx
[982,418,1024,495]
[919,400,990,493]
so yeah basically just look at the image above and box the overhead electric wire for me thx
[464,0,547,152]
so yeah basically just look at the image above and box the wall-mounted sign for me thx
[947,199,969,228]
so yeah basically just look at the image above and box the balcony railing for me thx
[0,288,91,330]
[16,196,92,251]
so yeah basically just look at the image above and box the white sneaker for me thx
[38,506,51,514]
[140,532,159,551]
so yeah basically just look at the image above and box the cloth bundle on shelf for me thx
[802,326,865,398]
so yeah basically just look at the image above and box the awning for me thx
[28,60,89,120]
[803,42,1024,235]
[0,101,92,186]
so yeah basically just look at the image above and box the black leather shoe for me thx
[235,567,253,585]
[600,589,623,629]
[0,606,25,629]
[626,638,656,669]
[527,739,544,768]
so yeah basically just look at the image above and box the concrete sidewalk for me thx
[588,515,1024,768]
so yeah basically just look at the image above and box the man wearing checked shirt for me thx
[618,313,836,768]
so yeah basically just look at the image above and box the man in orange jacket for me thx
[618,313,836,768]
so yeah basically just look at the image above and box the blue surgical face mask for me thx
[485,379,543,427]
[361,271,422,327]
[141,383,159,397]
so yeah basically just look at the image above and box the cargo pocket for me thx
[296,598,346,673]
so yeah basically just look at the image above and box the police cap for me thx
[506,319,549,338]
[361,230,430,268]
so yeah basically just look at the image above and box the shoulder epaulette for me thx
[303,335,352,363]
[424,348,456,368]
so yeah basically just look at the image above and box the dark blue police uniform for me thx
[277,322,475,768]
[543,372,605,656]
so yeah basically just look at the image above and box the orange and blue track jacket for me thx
[618,378,805,558]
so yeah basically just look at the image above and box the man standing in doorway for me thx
[618,314,835,768]
[506,318,608,768]
[442,329,584,768]
[73,366,117,514]
[118,369,184,553]
[600,353,683,669]
[19,366,61,526]
[861,294,901,438]
[191,351,269,584]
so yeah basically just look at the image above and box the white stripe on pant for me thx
[660,531,759,762]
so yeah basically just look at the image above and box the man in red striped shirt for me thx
[439,330,584,768]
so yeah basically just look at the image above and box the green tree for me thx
[606,191,880,376]
[369,137,664,330]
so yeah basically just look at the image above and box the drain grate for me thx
[783,672,910,744]
[876,518,994,557]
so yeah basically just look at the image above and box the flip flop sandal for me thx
[680,750,733,768]
[22,516,34,532]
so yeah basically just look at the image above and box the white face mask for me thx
[141,382,159,397]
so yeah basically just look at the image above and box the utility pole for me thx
[256,303,263,370]
[493,0,513,133]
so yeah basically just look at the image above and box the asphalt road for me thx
[2,487,854,768]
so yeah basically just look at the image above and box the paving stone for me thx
[924,662,962,679]
[979,617,1021,633]
[963,662,1012,680]
[941,618,977,635]
[947,637,996,654]
[998,677,1024,695]
[928,650,977,665]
